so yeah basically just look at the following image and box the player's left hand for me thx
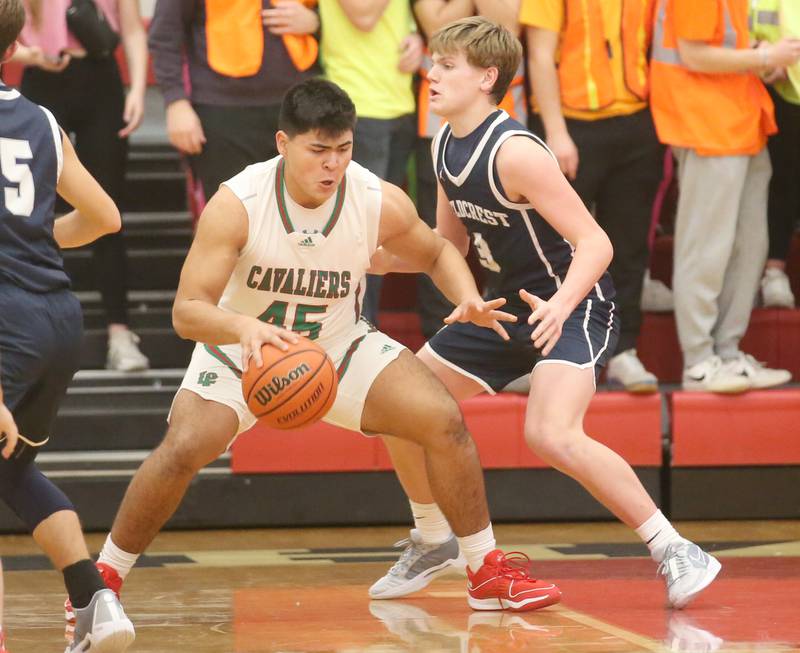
[519,288,569,356]
[0,403,21,460]
[444,297,517,341]
[119,90,145,138]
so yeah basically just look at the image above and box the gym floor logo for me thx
[198,371,219,387]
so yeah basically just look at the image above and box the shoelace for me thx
[494,551,536,580]
[657,547,691,584]
[387,537,433,576]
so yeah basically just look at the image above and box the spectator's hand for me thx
[546,129,579,181]
[444,297,516,341]
[166,99,206,155]
[262,1,319,36]
[397,33,424,74]
[762,66,788,84]
[118,89,145,138]
[15,45,71,72]
[518,289,569,356]
[0,404,20,460]
[763,38,800,69]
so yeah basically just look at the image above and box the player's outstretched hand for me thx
[239,319,300,373]
[0,403,21,460]
[519,288,568,356]
[444,297,517,341]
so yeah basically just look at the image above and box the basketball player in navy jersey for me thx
[369,17,721,609]
[0,1,135,650]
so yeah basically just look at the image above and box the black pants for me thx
[351,114,417,327]
[192,103,283,198]
[21,57,130,326]
[415,137,455,339]
[530,108,664,353]
[767,88,800,262]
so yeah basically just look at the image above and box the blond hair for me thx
[0,0,25,54]
[428,16,522,105]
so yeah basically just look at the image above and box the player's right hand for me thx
[238,319,300,373]
[0,403,21,460]
[166,100,207,155]
[546,130,579,181]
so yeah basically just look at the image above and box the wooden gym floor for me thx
[2,520,799,652]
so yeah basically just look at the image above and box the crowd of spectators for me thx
[6,0,800,393]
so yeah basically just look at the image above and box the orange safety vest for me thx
[205,0,317,78]
[557,0,654,111]
[649,0,776,155]
[417,52,527,138]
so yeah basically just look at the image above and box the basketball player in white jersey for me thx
[84,78,562,614]
[368,17,720,610]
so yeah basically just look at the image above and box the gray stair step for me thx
[79,327,193,369]
[64,248,184,292]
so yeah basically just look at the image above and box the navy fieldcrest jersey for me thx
[434,110,615,310]
[0,82,70,292]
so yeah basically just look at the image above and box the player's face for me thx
[428,51,493,117]
[277,129,353,207]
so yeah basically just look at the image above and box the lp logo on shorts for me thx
[197,371,218,387]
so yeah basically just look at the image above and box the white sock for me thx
[635,510,683,562]
[457,523,496,574]
[97,535,140,581]
[409,501,452,545]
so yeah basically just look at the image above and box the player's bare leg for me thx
[362,350,488,536]
[365,350,560,610]
[109,391,238,555]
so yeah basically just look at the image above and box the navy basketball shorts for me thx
[425,297,620,393]
[0,284,83,460]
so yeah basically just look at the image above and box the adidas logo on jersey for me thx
[379,344,395,354]
[298,235,315,247]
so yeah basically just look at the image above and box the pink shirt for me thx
[21,0,120,59]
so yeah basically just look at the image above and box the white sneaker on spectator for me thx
[106,329,150,372]
[682,355,750,394]
[606,349,658,393]
[724,352,791,390]
[761,267,795,308]
[641,271,674,312]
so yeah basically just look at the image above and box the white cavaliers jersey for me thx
[218,156,382,351]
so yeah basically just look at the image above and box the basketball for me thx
[242,337,338,430]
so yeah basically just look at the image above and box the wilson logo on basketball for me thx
[253,363,311,406]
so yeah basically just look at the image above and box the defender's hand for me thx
[444,297,517,341]
[519,289,568,356]
[0,404,20,460]
[239,319,300,373]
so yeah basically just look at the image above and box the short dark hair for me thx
[0,0,25,55]
[279,78,357,138]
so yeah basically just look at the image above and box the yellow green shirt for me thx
[519,0,648,120]
[750,0,800,105]
[319,0,416,119]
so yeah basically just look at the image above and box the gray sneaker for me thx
[369,529,465,599]
[658,541,721,609]
[67,589,135,653]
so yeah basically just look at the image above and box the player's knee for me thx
[524,418,577,465]
[426,399,470,448]
[157,422,225,475]
[0,460,74,532]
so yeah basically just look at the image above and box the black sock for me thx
[63,559,106,610]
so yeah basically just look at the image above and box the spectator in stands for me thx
[522,0,663,394]
[752,0,800,309]
[318,0,423,327]
[413,0,526,341]
[148,0,320,205]
[650,0,798,392]
[13,0,150,373]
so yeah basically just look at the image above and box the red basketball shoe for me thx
[467,550,561,612]
[65,562,124,623]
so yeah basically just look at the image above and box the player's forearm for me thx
[549,232,613,313]
[428,240,483,305]
[53,208,121,248]
[172,300,252,346]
